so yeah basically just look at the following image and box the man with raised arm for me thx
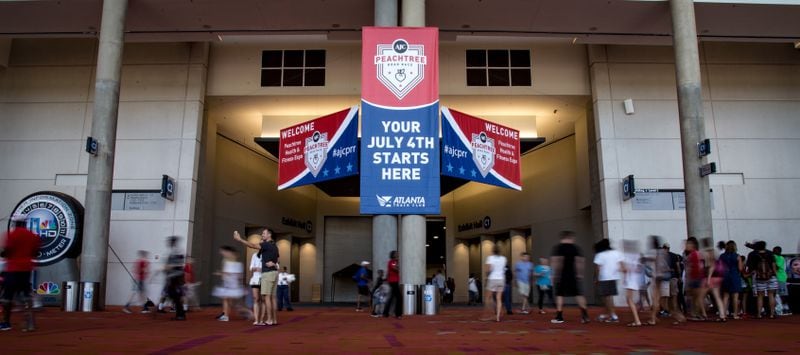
[234,229,279,325]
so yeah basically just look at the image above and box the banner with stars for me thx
[441,107,521,191]
[360,27,440,214]
[277,106,359,190]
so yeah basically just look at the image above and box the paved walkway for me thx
[2,305,798,354]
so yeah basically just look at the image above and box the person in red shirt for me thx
[123,250,150,314]
[381,250,402,318]
[684,237,708,321]
[1,214,41,331]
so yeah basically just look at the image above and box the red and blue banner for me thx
[441,107,522,191]
[360,27,440,214]
[278,106,359,190]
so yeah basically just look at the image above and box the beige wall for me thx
[0,39,208,305]
[589,42,800,256]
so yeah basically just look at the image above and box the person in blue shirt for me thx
[514,252,534,314]
[534,257,554,314]
[355,261,372,312]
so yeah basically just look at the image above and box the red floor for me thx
[2,305,798,354]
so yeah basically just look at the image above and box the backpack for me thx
[754,252,774,281]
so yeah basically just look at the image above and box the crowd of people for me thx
[2,214,797,331]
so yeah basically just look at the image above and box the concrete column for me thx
[373,215,397,275]
[371,0,399,284]
[669,0,714,239]
[401,0,426,27]
[399,215,426,286]
[374,0,398,27]
[80,0,128,309]
[509,229,527,303]
[451,239,469,303]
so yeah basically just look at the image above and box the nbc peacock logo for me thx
[37,281,61,295]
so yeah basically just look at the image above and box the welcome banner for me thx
[360,27,440,214]
[278,106,359,190]
[441,107,522,191]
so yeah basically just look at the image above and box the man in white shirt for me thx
[277,267,294,311]
[432,270,446,302]
[593,239,624,322]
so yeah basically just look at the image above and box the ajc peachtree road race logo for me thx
[471,132,496,177]
[374,39,427,100]
[304,131,329,177]
[9,192,83,266]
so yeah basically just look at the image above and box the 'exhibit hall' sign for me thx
[360,27,440,214]
[441,107,521,190]
[277,106,359,190]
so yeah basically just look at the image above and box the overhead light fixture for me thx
[433,236,439,239]
[426,244,430,247]
[795,41,800,49]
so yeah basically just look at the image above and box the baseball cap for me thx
[360,261,370,266]
[662,243,670,249]
[10,214,27,222]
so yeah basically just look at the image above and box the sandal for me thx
[646,320,657,326]
[714,317,727,322]
[626,322,642,327]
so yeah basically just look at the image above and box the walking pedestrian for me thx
[212,246,248,322]
[663,243,686,323]
[593,239,622,323]
[514,252,534,314]
[382,250,402,319]
[773,246,789,315]
[702,238,727,322]
[646,235,672,325]
[233,229,279,325]
[550,231,589,324]
[720,241,743,319]
[371,269,388,317]
[745,240,777,318]
[123,250,151,314]
[685,237,707,321]
[354,261,371,312]
[482,245,506,322]
[0,214,41,331]
[160,236,186,321]
[502,266,513,315]
[534,257,554,314]
[432,270,446,303]
[622,240,644,327]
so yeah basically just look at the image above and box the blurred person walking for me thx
[0,215,41,331]
[212,246,248,322]
[622,240,644,327]
[720,241,743,319]
[482,245,506,322]
[160,236,187,321]
[123,250,151,314]
[514,252,534,314]
[593,239,623,323]
[382,250,402,319]
[646,236,672,325]
[534,258,554,314]
[702,238,727,322]
[773,246,790,315]
[550,231,589,324]
[467,273,479,306]
[685,237,707,321]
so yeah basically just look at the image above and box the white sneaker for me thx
[218,315,229,321]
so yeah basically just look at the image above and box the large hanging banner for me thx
[278,106,359,190]
[360,27,440,214]
[441,107,522,191]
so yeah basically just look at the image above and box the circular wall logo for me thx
[9,192,84,266]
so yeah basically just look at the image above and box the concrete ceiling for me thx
[1,0,798,43]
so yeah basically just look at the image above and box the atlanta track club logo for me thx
[305,131,329,177]
[374,39,427,100]
[471,132,496,177]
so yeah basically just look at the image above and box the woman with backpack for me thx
[745,240,778,319]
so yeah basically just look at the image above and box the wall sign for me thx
[281,217,313,233]
[360,27,440,214]
[8,191,84,266]
[458,216,492,232]
[111,190,165,211]
[278,106,359,190]
[632,189,714,211]
[441,108,521,190]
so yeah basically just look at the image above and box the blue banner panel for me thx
[360,100,440,214]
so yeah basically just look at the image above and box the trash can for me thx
[423,284,439,315]
[79,282,101,312]
[402,284,420,316]
[62,281,79,312]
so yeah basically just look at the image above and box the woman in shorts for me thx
[249,251,264,325]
